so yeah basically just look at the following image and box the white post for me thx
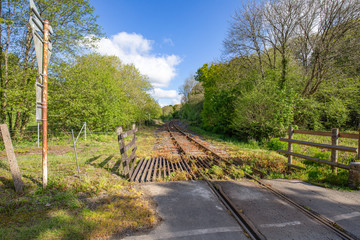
[75,123,85,143]
[37,122,40,147]
[71,129,81,180]
[84,122,86,141]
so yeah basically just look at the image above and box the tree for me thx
[161,105,174,119]
[49,53,160,131]
[0,0,102,135]
[224,0,267,78]
[178,75,197,103]
[264,0,303,87]
[299,0,360,95]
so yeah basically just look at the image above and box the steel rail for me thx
[166,121,264,240]
[168,120,358,240]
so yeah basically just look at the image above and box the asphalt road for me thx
[262,179,360,238]
[120,180,360,240]
[122,181,249,240]
[215,180,344,240]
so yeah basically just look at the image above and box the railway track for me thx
[130,121,226,182]
[166,122,266,239]
[132,121,358,240]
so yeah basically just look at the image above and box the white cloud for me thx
[150,88,182,105]
[163,38,174,46]
[94,32,181,88]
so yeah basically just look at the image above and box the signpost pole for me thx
[37,122,40,147]
[29,0,52,189]
[42,20,50,188]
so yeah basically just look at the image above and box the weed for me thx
[209,165,224,178]
[188,125,354,190]
[0,126,159,239]
[267,138,287,151]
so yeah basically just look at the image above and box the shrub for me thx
[267,138,287,151]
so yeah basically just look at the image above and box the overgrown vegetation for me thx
[0,126,159,239]
[0,0,161,135]
[49,54,162,131]
[179,0,360,141]
[0,0,102,136]
[187,124,359,190]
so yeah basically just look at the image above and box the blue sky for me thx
[89,0,242,106]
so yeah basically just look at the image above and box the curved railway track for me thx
[131,121,358,240]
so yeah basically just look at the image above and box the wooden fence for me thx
[278,126,360,187]
[116,124,138,178]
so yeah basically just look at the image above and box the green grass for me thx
[187,125,359,190]
[0,126,159,240]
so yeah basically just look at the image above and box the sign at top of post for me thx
[29,0,53,76]
[29,0,53,122]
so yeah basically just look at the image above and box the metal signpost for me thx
[29,0,53,189]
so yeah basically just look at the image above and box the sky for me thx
[89,0,242,107]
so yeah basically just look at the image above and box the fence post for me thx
[117,126,128,175]
[348,162,360,189]
[71,130,81,180]
[84,122,87,141]
[0,124,23,192]
[331,128,339,175]
[288,126,293,166]
[129,124,136,176]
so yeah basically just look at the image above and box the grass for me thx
[0,125,159,240]
[187,124,359,190]
[1,122,358,239]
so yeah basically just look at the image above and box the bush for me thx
[267,138,287,151]
[231,80,295,140]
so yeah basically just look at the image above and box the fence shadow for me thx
[85,155,102,164]
[97,155,113,168]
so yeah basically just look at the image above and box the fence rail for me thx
[116,124,138,178]
[278,125,360,188]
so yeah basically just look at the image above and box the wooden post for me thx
[331,128,339,175]
[288,126,293,166]
[130,124,136,175]
[348,162,360,189]
[0,124,23,192]
[117,126,128,175]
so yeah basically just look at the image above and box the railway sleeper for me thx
[130,156,226,182]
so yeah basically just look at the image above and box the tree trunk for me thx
[7,110,12,132]
[280,45,287,89]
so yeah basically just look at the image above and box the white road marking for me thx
[216,205,224,211]
[332,212,360,221]
[124,226,242,240]
[260,221,301,228]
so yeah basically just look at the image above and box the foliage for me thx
[179,0,360,140]
[0,126,159,239]
[0,0,102,135]
[179,81,204,122]
[49,53,161,131]
[267,138,287,151]
[232,79,295,140]
[161,105,174,120]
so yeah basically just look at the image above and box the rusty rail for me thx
[168,121,356,240]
